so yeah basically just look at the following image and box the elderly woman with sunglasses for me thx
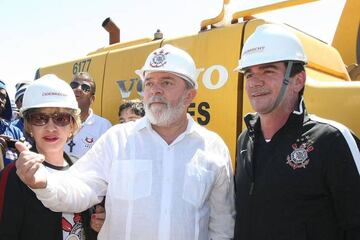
[0,74,96,240]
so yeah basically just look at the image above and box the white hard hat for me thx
[20,74,80,114]
[234,24,307,72]
[135,44,199,89]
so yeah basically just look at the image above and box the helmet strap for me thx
[268,61,293,113]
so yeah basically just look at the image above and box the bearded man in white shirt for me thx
[15,44,235,240]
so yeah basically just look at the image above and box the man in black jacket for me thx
[233,24,360,240]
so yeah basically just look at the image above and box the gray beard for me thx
[144,95,186,127]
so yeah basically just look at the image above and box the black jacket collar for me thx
[244,97,309,140]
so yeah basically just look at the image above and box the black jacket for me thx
[0,151,97,240]
[234,101,360,240]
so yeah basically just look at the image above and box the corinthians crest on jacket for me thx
[286,136,314,170]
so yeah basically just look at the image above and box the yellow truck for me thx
[36,0,360,163]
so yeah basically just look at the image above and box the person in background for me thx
[12,81,31,131]
[0,74,95,239]
[15,44,235,240]
[64,72,111,160]
[234,24,360,240]
[118,99,145,123]
[11,100,19,121]
[0,80,23,169]
[67,72,111,235]
[14,81,32,110]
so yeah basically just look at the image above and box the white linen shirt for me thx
[64,108,112,159]
[33,115,235,240]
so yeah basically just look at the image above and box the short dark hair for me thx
[285,61,306,95]
[285,61,305,78]
[72,72,96,94]
[118,99,145,117]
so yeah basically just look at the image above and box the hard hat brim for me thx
[135,69,198,89]
[21,103,80,115]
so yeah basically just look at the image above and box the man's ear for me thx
[90,94,95,104]
[292,71,306,93]
[183,88,197,106]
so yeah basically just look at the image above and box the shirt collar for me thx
[82,109,95,125]
[244,98,309,140]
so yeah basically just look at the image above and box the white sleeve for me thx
[32,127,117,213]
[208,143,236,239]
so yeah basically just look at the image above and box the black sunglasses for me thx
[70,81,92,93]
[28,112,72,127]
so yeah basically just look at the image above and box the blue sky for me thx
[0,0,344,98]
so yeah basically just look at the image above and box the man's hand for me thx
[15,141,47,189]
[90,205,106,232]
